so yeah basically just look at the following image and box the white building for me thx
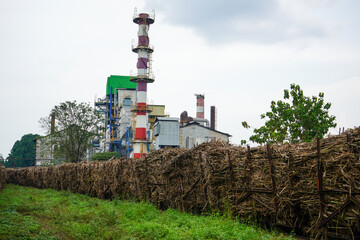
[35,136,57,166]
[179,121,231,149]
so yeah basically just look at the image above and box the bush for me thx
[90,152,121,161]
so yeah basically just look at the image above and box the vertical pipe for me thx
[210,106,215,130]
[51,112,55,134]
[109,86,113,152]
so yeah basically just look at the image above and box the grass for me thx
[0,184,294,239]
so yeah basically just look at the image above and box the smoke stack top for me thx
[51,112,55,134]
[195,94,204,119]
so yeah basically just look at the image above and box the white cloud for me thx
[145,0,332,44]
[307,76,360,131]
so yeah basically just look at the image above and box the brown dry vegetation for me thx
[6,128,360,239]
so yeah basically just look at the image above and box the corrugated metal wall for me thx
[154,119,179,149]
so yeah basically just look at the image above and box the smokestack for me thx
[195,94,204,119]
[180,111,188,127]
[180,111,193,127]
[131,10,155,159]
[210,106,216,130]
[51,112,55,134]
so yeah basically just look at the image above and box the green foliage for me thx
[90,152,121,161]
[39,101,103,163]
[242,84,336,144]
[0,184,293,240]
[5,134,39,168]
[0,154,4,166]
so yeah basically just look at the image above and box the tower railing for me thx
[132,12,155,22]
[129,72,155,81]
[131,44,154,52]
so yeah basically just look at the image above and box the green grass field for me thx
[0,184,293,239]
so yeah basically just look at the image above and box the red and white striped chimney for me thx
[131,10,155,158]
[195,94,205,119]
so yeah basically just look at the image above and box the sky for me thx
[0,0,359,157]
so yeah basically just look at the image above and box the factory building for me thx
[35,136,55,166]
[179,121,231,149]
[154,117,180,150]
[178,96,231,149]
[93,75,167,158]
[153,95,231,150]
[93,75,137,158]
[93,76,231,156]
[90,10,231,158]
[35,9,231,163]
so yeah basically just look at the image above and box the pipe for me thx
[50,112,55,134]
[210,106,216,130]
[193,118,210,128]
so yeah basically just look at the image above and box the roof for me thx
[106,75,137,95]
[180,121,232,137]
[148,104,165,107]
[156,117,179,122]
[148,105,166,117]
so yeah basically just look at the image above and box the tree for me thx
[242,84,337,144]
[39,101,103,163]
[5,134,39,168]
[0,154,4,166]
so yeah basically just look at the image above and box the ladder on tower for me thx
[148,52,153,78]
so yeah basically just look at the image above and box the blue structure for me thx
[94,76,137,159]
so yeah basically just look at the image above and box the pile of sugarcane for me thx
[6,128,360,238]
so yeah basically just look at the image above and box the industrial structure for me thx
[89,10,231,159]
[154,117,180,150]
[93,75,167,158]
[92,78,231,157]
[177,95,230,149]
[34,9,232,165]
[179,121,230,149]
[131,11,155,158]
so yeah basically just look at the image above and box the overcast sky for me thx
[0,0,359,157]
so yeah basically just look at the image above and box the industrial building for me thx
[92,75,231,157]
[35,136,54,166]
[89,9,231,157]
[179,121,231,149]
[34,10,231,164]
[92,75,168,158]
[154,117,180,150]
[91,11,158,159]
[178,95,231,149]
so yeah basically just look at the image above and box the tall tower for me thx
[195,94,205,119]
[131,10,155,158]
